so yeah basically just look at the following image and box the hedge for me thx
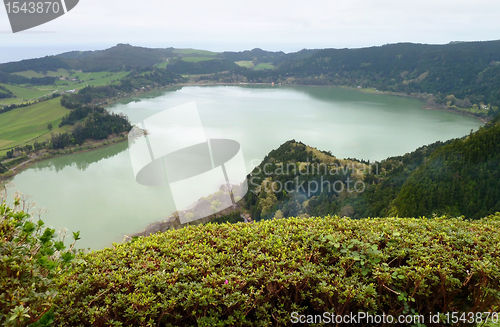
[0,197,80,327]
[54,214,500,326]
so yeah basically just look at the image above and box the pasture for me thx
[0,98,70,154]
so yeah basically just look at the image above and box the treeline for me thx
[197,41,500,116]
[0,85,13,99]
[166,59,239,74]
[3,108,131,156]
[60,86,118,108]
[222,48,286,64]
[240,141,369,221]
[1,90,131,163]
[394,115,500,219]
[59,105,102,125]
[120,68,184,90]
[50,111,131,148]
[5,142,46,158]
[3,41,500,118]
[0,92,60,115]
[57,44,175,72]
[60,68,184,108]
[0,71,57,86]
[0,56,69,73]
[214,114,500,223]
[55,85,133,148]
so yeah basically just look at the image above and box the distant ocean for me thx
[0,44,109,64]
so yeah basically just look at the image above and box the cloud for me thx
[1,0,499,59]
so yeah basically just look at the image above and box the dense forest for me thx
[0,71,57,85]
[1,41,500,114]
[166,58,239,74]
[59,69,184,108]
[214,113,500,222]
[0,85,13,99]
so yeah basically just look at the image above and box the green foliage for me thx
[51,110,131,149]
[0,194,80,326]
[59,69,183,109]
[0,57,69,74]
[225,114,500,221]
[394,120,500,219]
[0,72,56,86]
[223,48,285,64]
[54,214,500,326]
[3,41,500,114]
[167,59,239,75]
[0,85,14,99]
[58,44,175,72]
[0,97,69,154]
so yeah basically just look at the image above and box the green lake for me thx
[8,85,482,249]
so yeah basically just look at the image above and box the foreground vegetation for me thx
[2,41,500,119]
[0,194,80,327]
[0,97,70,155]
[230,113,500,223]
[2,192,498,326]
[54,213,500,326]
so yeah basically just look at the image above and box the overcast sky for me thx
[1,0,500,63]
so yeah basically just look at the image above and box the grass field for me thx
[156,60,170,69]
[46,68,71,78]
[173,49,219,56]
[12,70,46,78]
[0,83,55,101]
[0,97,70,154]
[71,71,130,86]
[0,70,131,105]
[235,61,254,68]
[0,98,26,106]
[13,68,72,78]
[181,57,218,62]
[253,63,275,70]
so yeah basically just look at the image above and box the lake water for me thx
[8,85,482,249]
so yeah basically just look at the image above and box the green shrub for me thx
[54,214,500,326]
[0,195,80,326]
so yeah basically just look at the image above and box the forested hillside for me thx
[1,41,499,118]
[223,113,500,222]
[272,42,500,108]
[393,114,500,219]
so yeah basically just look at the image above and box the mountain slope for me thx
[230,113,500,221]
[393,115,500,218]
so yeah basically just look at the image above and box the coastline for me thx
[340,86,488,124]
[422,103,489,124]
[0,134,127,183]
[1,81,487,181]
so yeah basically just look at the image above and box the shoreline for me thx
[422,104,488,124]
[175,81,490,124]
[0,134,127,183]
[1,82,487,181]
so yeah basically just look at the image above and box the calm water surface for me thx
[9,85,482,249]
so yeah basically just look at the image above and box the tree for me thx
[273,209,284,219]
[47,123,53,131]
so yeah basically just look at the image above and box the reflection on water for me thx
[9,85,483,250]
[34,141,128,172]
